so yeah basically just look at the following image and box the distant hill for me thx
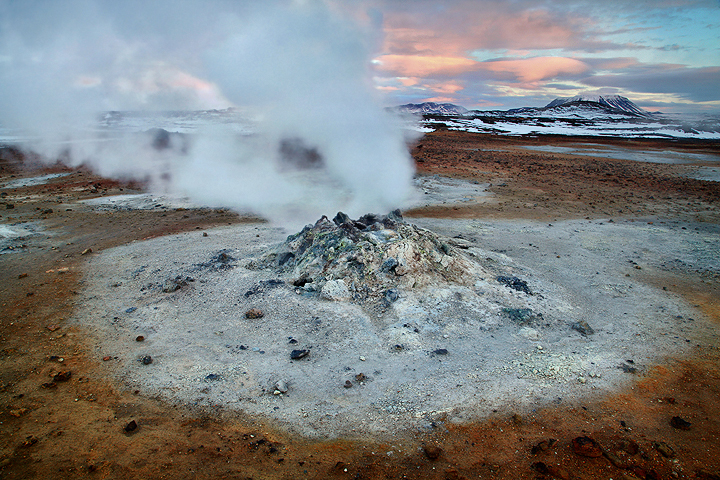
[392,102,468,116]
[543,95,651,117]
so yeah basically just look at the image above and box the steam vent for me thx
[251,210,482,310]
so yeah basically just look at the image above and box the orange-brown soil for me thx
[1,132,719,479]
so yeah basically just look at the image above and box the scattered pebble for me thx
[135,335,145,342]
[81,248,93,255]
[290,349,309,360]
[620,439,639,455]
[245,308,264,319]
[20,436,37,448]
[343,380,352,388]
[571,320,595,335]
[571,436,603,457]
[162,276,193,293]
[497,275,532,295]
[141,355,153,365]
[124,420,137,433]
[653,441,675,458]
[619,363,637,374]
[275,380,288,393]
[422,445,442,460]
[670,416,691,430]
[102,356,112,361]
[52,371,72,382]
[530,439,557,454]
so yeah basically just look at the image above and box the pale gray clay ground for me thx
[72,180,720,439]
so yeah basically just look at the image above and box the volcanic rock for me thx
[53,371,72,382]
[290,349,309,360]
[124,420,138,432]
[653,441,675,458]
[320,279,350,301]
[571,436,603,457]
[497,275,532,294]
[162,275,193,293]
[572,320,595,335]
[245,308,264,319]
[250,211,482,307]
[422,445,442,460]
[670,416,692,430]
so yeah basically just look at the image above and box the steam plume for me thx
[0,0,415,226]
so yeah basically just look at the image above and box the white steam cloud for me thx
[0,0,416,226]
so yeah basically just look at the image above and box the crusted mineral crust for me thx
[251,210,485,304]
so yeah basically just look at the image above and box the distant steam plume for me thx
[0,0,415,226]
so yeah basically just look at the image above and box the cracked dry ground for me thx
[1,131,719,480]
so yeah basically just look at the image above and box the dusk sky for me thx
[368,0,720,113]
[1,0,719,119]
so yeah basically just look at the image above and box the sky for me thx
[368,0,720,113]
[1,0,719,118]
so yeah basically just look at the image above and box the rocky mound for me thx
[251,210,485,305]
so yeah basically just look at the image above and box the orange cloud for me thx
[471,99,503,108]
[591,57,641,70]
[478,57,590,82]
[429,82,464,94]
[423,96,457,103]
[398,76,420,86]
[375,54,476,77]
[381,4,596,57]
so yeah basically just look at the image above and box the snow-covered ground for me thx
[431,114,720,140]
[2,107,718,145]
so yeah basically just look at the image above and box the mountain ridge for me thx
[393,95,652,118]
[543,95,651,117]
[391,102,469,116]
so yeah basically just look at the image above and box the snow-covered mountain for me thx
[393,102,468,116]
[543,95,650,117]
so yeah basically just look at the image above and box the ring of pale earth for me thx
[74,208,719,438]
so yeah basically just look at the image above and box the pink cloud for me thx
[478,57,591,82]
[375,54,477,77]
[398,77,420,86]
[422,96,458,103]
[470,99,503,108]
[380,2,606,56]
[429,82,464,94]
[375,53,590,84]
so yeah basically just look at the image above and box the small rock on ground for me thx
[245,308,264,319]
[320,279,351,301]
[423,445,442,460]
[290,349,309,360]
[572,320,595,335]
[571,436,603,457]
[670,416,691,430]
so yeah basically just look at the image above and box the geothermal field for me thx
[1,127,719,479]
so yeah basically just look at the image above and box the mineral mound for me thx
[251,210,485,307]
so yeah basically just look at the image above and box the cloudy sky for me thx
[1,0,719,117]
[369,0,720,112]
